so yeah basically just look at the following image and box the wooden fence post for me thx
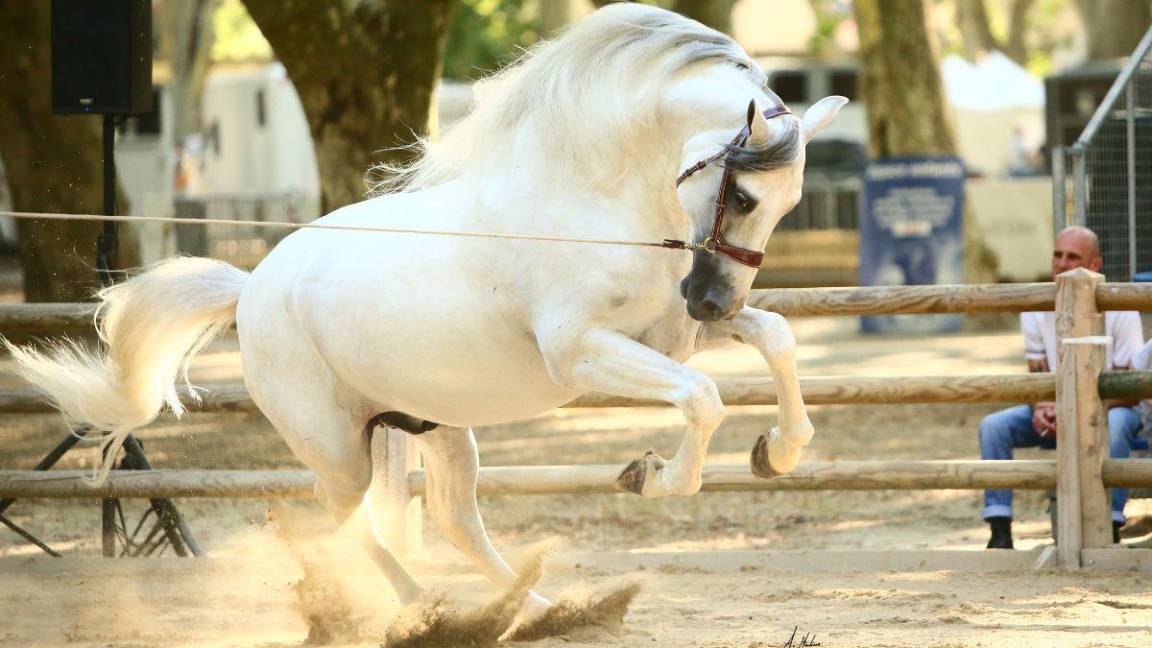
[1055,268,1109,568]
[368,427,423,558]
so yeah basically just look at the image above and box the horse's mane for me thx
[367,4,765,196]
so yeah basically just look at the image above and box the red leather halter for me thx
[662,103,793,268]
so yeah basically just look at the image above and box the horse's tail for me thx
[4,257,250,484]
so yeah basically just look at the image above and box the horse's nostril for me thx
[699,298,723,319]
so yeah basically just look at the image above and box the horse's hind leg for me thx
[244,366,424,604]
[417,425,552,618]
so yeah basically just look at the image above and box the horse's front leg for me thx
[544,328,724,497]
[703,306,814,478]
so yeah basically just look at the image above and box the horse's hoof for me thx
[614,451,665,495]
[750,434,780,479]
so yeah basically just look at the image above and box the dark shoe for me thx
[1113,521,1123,544]
[986,517,1014,549]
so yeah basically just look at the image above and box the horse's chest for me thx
[636,311,702,362]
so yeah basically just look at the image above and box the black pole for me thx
[0,432,84,516]
[121,436,202,557]
[97,114,118,287]
[0,515,62,557]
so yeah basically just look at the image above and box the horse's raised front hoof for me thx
[750,433,780,479]
[614,449,665,495]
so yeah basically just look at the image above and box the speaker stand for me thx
[0,115,201,557]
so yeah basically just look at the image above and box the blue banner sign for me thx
[859,156,965,334]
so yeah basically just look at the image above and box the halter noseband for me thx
[663,103,793,268]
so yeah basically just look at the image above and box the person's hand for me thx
[1032,401,1057,437]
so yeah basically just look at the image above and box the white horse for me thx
[8,5,844,622]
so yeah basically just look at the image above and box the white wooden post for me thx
[368,427,422,558]
[1055,268,1109,569]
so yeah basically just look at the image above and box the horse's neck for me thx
[458,67,758,236]
[463,146,684,239]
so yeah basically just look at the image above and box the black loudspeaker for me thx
[52,0,153,115]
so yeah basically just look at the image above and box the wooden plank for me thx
[1055,271,1084,568]
[453,460,1061,496]
[572,373,1062,407]
[1032,544,1058,570]
[549,549,1043,574]
[1077,323,1113,550]
[748,283,1056,316]
[2,284,1149,332]
[1080,548,1152,571]
[750,283,1152,316]
[0,469,317,499]
[1095,282,1152,312]
[0,461,1056,499]
[1101,458,1152,486]
[367,427,420,557]
[0,549,1070,576]
[0,303,96,332]
[3,459,1149,500]
[6,372,1150,415]
[1075,273,1112,550]
[1098,371,1152,400]
[1055,269,1115,566]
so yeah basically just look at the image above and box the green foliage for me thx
[213,0,272,62]
[442,0,543,80]
[807,0,853,58]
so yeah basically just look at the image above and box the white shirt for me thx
[1133,339,1152,371]
[1021,311,1144,371]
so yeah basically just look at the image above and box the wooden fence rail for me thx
[1,460,1150,499]
[3,276,1151,569]
[3,282,1150,332]
[2,372,1151,414]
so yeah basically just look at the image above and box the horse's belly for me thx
[358,339,579,427]
[306,295,580,427]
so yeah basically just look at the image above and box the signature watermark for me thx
[782,626,821,647]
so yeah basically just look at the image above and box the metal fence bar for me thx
[1074,27,1152,148]
[1072,150,1086,228]
[1052,145,1066,235]
[1071,26,1152,281]
[1126,83,1137,280]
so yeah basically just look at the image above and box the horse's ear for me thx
[801,96,849,143]
[747,99,771,148]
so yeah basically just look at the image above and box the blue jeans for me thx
[978,404,1143,523]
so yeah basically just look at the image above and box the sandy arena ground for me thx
[2,317,1150,647]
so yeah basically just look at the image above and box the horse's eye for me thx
[731,187,757,215]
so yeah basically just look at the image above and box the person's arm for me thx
[1029,357,1057,436]
[1105,312,1143,409]
[1022,313,1057,435]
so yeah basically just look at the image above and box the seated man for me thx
[979,226,1145,549]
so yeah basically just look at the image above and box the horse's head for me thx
[676,95,847,321]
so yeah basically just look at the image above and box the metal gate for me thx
[1055,27,1152,281]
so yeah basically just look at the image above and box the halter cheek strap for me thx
[663,103,792,268]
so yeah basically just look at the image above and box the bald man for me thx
[979,227,1145,548]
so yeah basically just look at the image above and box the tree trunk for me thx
[540,0,584,38]
[1075,0,1151,61]
[854,0,999,289]
[242,0,456,212]
[855,0,955,158]
[589,0,736,33]
[673,0,739,33]
[1003,0,1035,65]
[955,0,998,60]
[0,3,110,301]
